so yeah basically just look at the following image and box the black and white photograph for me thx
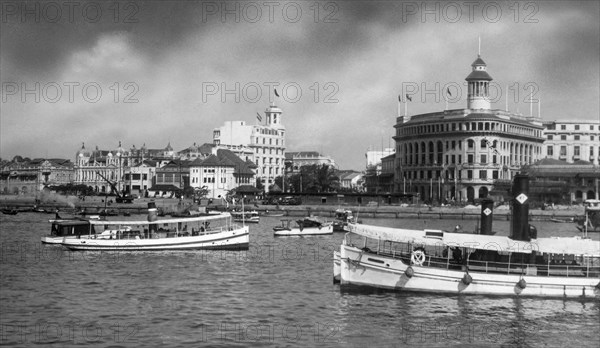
[1,0,599,347]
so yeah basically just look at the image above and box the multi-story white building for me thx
[394,54,545,203]
[212,103,285,191]
[123,160,157,197]
[542,120,600,165]
[284,151,337,174]
[74,142,129,193]
[189,149,257,198]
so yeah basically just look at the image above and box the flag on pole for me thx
[274,88,280,97]
[256,112,262,122]
[447,87,452,97]
[406,94,412,102]
[398,94,402,102]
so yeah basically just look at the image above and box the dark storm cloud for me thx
[1,0,598,169]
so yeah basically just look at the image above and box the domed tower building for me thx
[394,54,545,203]
[212,102,286,192]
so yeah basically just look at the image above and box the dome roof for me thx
[465,70,493,81]
[114,141,126,155]
[265,104,282,113]
[471,55,487,67]
[76,143,91,157]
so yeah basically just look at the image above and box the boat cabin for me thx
[344,228,600,279]
[50,220,92,238]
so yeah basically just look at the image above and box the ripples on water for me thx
[1,213,599,347]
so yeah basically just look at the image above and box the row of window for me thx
[403,169,502,181]
[254,137,284,146]
[256,157,281,165]
[260,167,280,175]
[256,147,283,155]
[398,139,540,166]
[547,145,597,157]
[547,134,595,141]
[546,124,596,131]
[259,128,281,136]
[398,121,542,138]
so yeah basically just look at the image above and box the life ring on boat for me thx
[411,248,426,266]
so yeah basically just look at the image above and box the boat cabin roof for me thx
[51,219,91,226]
[348,223,600,256]
[87,212,231,226]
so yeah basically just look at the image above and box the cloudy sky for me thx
[1,0,599,170]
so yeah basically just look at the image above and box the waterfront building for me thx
[189,149,257,199]
[150,159,190,197]
[212,103,285,191]
[123,160,157,198]
[177,143,214,161]
[0,158,73,195]
[363,148,395,193]
[522,158,599,203]
[284,151,337,174]
[394,54,545,203]
[74,143,129,193]
[542,120,600,165]
[337,170,364,192]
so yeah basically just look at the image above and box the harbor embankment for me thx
[0,194,584,221]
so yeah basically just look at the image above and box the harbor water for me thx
[1,213,599,347]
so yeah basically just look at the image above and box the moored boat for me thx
[273,216,333,236]
[231,210,260,223]
[58,202,249,251]
[332,209,354,232]
[1,208,19,215]
[335,174,600,298]
[576,199,600,233]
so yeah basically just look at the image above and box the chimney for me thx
[510,174,530,241]
[480,198,494,235]
[147,201,158,236]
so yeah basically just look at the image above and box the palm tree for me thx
[314,164,340,192]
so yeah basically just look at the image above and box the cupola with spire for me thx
[465,54,493,110]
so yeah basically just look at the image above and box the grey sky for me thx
[1,0,599,170]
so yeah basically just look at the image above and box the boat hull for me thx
[333,251,341,283]
[338,245,600,298]
[61,226,250,251]
[274,224,333,236]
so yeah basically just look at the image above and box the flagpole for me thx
[538,92,541,118]
[529,85,533,117]
[505,84,508,111]
[404,100,407,117]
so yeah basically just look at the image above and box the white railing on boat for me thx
[343,233,600,278]
[79,224,244,241]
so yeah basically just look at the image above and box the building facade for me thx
[123,160,157,197]
[542,120,600,165]
[394,54,545,203]
[74,143,129,193]
[213,103,285,191]
[363,147,395,193]
[0,158,73,195]
[284,151,336,174]
[189,149,257,198]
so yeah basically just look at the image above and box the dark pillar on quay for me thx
[480,198,494,235]
[511,174,530,241]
